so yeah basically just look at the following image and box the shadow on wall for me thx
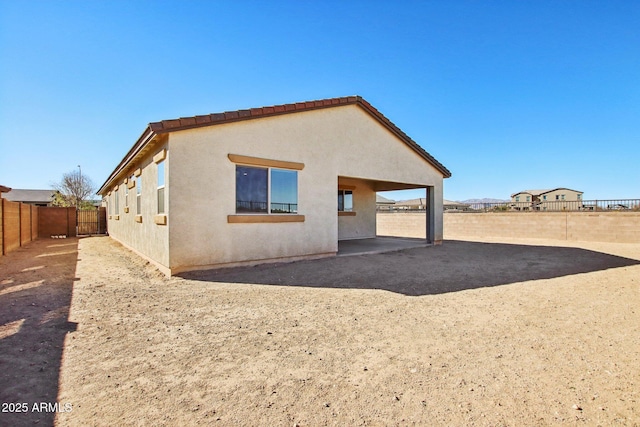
[180,240,640,296]
[0,239,79,427]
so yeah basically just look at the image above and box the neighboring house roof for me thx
[2,189,56,203]
[443,199,470,207]
[376,194,396,204]
[98,95,452,195]
[511,188,583,197]
[0,185,11,193]
[395,198,427,207]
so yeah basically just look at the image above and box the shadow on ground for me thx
[180,240,640,296]
[0,239,79,427]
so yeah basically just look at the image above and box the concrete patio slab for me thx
[337,236,430,256]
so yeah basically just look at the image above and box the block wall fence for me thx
[0,199,77,256]
[376,211,640,244]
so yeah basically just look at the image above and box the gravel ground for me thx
[1,236,639,426]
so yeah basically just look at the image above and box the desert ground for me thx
[0,235,639,426]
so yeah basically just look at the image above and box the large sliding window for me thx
[236,165,298,214]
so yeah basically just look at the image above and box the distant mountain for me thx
[460,198,510,204]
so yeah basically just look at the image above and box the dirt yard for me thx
[1,236,639,426]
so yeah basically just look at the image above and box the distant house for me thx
[97,96,451,275]
[1,189,56,207]
[443,199,470,211]
[376,194,396,210]
[394,198,428,210]
[510,188,584,211]
[0,185,10,194]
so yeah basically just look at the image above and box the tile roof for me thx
[98,96,451,195]
[376,194,396,204]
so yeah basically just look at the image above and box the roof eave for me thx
[98,96,452,194]
[97,126,156,195]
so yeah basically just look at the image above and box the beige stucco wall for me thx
[376,212,640,243]
[167,104,445,272]
[105,143,170,274]
[377,212,640,243]
[377,212,427,238]
[338,178,376,240]
[444,212,640,243]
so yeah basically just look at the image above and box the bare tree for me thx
[52,169,96,209]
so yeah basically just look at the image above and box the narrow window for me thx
[157,160,165,214]
[543,195,547,200]
[338,190,353,212]
[124,182,129,209]
[561,194,565,200]
[515,196,520,202]
[270,169,297,213]
[556,195,560,200]
[136,176,142,215]
[114,189,119,213]
[577,194,582,200]
[526,196,530,202]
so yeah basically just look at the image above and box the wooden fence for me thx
[0,200,80,256]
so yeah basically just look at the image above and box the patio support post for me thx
[426,186,435,243]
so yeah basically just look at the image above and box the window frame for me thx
[338,189,353,212]
[136,175,142,215]
[228,154,304,224]
[235,164,298,215]
[157,160,165,214]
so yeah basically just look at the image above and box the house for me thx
[1,189,56,206]
[394,198,428,210]
[375,194,396,211]
[510,188,584,211]
[443,199,471,211]
[97,96,451,275]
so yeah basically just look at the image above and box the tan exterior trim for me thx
[154,214,167,225]
[134,168,142,177]
[227,214,305,223]
[124,207,130,213]
[228,154,304,170]
[338,211,356,216]
[135,215,142,223]
[113,215,120,220]
[153,149,167,164]
[127,180,136,189]
[338,184,356,190]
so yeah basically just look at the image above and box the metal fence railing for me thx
[236,200,298,214]
[377,199,640,213]
[449,199,640,213]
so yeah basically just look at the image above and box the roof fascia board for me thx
[97,126,155,195]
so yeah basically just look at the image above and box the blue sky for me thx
[1,1,638,201]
